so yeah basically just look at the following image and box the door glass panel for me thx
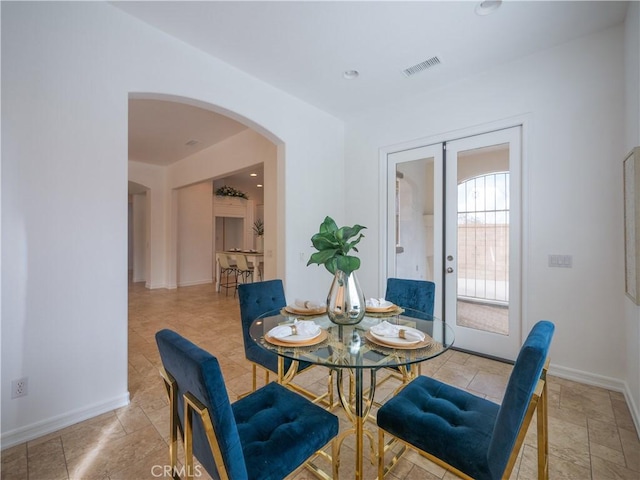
[456,144,510,335]
[395,157,435,281]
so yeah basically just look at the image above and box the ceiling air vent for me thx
[402,56,441,77]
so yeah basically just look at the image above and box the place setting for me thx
[282,299,327,317]
[364,320,432,349]
[264,319,328,347]
[365,298,404,317]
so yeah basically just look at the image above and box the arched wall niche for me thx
[127,92,282,289]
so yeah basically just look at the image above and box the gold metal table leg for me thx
[335,367,377,479]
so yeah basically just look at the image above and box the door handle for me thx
[446,267,454,273]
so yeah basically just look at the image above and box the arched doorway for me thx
[128,93,284,289]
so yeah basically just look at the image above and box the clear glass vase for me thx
[326,270,366,325]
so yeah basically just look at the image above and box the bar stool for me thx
[234,254,254,296]
[217,254,237,296]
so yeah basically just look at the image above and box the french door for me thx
[387,126,522,360]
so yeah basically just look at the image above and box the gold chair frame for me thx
[160,367,338,480]
[378,359,550,480]
[243,356,336,409]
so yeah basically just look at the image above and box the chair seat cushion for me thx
[377,375,499,480]
[233,382,338,480]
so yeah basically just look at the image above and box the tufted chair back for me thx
[487,320,555,478]
[238,279,287,373]
[156,329,247,479]
[385,278,436,319]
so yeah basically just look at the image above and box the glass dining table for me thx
[249,307,455,480]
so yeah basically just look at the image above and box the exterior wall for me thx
[458,224,509,287]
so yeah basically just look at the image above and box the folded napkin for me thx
[294,299,325,310]
[269,320,321,339]
[370,321,425,342]
[366,298,392,308]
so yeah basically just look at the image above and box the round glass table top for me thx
[249,308,454,370]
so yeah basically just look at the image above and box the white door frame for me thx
[379,115,531,358]
[445,126,522,359]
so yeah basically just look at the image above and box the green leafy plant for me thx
[215,185,248,199]
[252,219,264,236]
[307,216,366,276]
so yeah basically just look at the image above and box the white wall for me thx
[177,182,213,287]
[346,25,635,420]
[1,1,344,447]
[129,161,168,289]
[132,193,147,283]
[624,2,640,430]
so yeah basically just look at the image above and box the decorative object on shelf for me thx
[253,219,264,252]
[215,185,248,199]
[307,216,367,325]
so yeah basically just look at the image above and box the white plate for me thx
[285,305,326,315]
[366,302,397,313]
[267,328,322,343]
[369,326,424,346]
[366,299,394,309]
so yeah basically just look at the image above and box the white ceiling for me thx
[116,1,628,120]
[129,99,248,166]
[123,1,628,196]
[128,99,263,199]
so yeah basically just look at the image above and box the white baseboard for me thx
[144,279,213,289]
[145,281,168,289]
[549,363,640,436]
[177,279,213,287]
[0,392,130,450]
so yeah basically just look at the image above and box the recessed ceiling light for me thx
[250,173,257,177]
[343,70,359,80]
[475,0,502,16]
[257,184,263,188]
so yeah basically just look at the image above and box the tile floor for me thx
[2,281,639,479]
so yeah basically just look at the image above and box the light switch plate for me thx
[548,254,572,268]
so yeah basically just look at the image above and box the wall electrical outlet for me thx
[11,377,28,399]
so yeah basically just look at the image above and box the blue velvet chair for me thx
[385,277,436,319]
[155,329,339,480]
[237,279,332,405]
[383,278,437,383]
[377,320,554,480]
